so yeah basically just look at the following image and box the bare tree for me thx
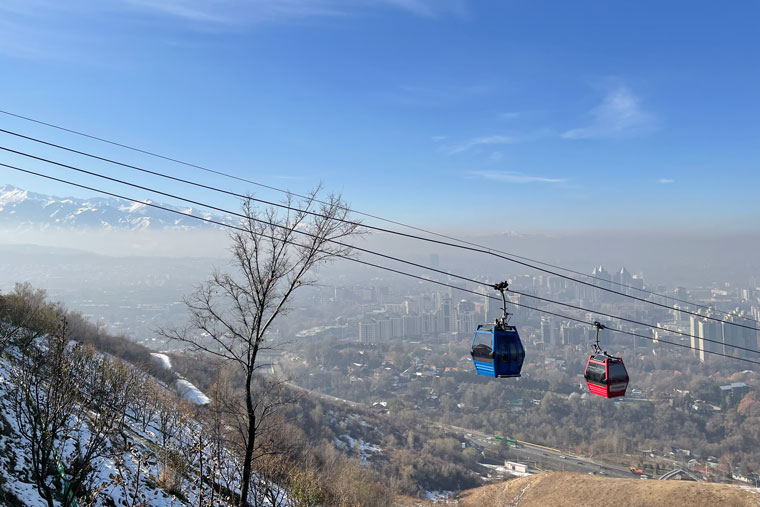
[11,315,143,507]
[161,188,359,505]
[129,373,162,433]
[66,354,140,501]
[11,318,80,507]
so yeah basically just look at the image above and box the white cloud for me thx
[489,151,503,162]
[659,178,675,184]
[446,135,519,155]
[562,85,656,140]
[466,170,566,184]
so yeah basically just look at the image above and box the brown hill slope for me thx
[453,472,760,507]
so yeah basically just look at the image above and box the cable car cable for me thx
[2,160,759,367]
[0,113,752,325]
[1,149,757,355]
[0,134,756,332]
[507,288,760,357]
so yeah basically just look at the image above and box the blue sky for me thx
[1,0,759,234]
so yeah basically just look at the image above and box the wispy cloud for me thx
[445,135,519,155]
[380,0,467,18]
[562,85,656,140]
[659,178,675,184]
[0,0,467,61]
[466,170,566,184]
[0,2,97,61]
[120,0,466,24]
[121,0,351,24]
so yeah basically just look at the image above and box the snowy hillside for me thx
[0,184,234,230]
[0,346,285,506]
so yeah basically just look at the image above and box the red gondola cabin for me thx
[584,354,629,398]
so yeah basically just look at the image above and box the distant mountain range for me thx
[0,184,233,230]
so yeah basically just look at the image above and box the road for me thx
[274,360,635,479]
[431,422,631,478]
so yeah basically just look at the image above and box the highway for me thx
[432,423,632,478]
[274,358,635,479]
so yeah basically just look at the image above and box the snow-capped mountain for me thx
[0,184,234,230]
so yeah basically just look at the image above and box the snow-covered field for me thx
[0,355,196,505]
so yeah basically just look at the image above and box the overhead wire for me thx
[2,148,758,355]
[7,143,760,357]
[0,110,752,325]
[1,158,759,363]
[0,130,757,333]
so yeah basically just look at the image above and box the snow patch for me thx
[175,379,210,405]
[0,187,28,205]
[423,490,455,502]
[119,201,148,213]
[150,353,172,370]
[333,434,382,464]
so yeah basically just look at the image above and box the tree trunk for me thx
[240,369,257,507]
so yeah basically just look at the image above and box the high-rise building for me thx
[456,299,476,335]
[391,317,403,339]
[560,323,586,346]
[403,314,421,337]
[591,265,612,302]
[378,319,392,341]
[690,313,722,362]
[615,267,632,288]
[437,295,452,333]
[722,312,758,356]
[359,319,379,343]
[690,310,758,362]
[541,316,558,347]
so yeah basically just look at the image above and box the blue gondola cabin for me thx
[471,323,525,378]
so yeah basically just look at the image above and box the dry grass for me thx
[454,472,760,507]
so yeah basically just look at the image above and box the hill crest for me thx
[429,472,760,507]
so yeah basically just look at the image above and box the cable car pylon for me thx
[470,281,525,378]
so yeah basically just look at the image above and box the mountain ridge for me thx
[0,184,233,230]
